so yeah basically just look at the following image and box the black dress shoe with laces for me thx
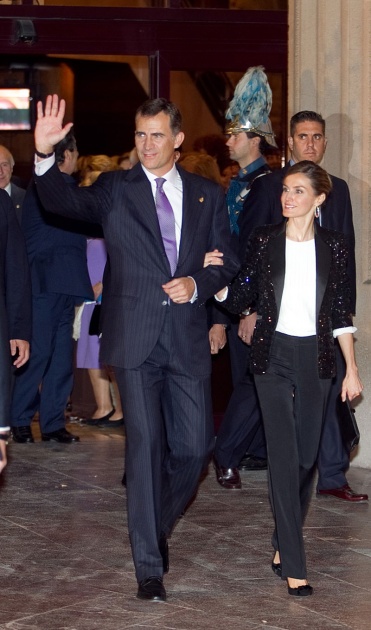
[137,576,166,601]
[12,426,34,443]
[159,533,169,574]
[213,456,241,489]
[41,428,80,443]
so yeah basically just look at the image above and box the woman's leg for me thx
[106,367,124,421]
[87,368,114,418]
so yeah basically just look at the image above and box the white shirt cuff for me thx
[188,277,198,303]
[333,326,357,338]
[34,154,55,175]
[215,287,228,302]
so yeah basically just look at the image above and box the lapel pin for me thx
[199,197,204,203]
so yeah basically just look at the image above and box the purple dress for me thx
[76,238,107,369]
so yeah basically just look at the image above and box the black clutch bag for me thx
[336,395,360,452]
[88,304,101,336]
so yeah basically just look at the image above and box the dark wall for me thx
[69,59,148,157]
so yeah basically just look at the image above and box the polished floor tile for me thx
[0,420,370,629]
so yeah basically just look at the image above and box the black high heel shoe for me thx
[82,408,115,426]
[287,582,313,597]
[271,560,282,578]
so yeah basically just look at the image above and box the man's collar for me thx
[141,163,178,184]
[239,156,267,177]
[4,182,11,196]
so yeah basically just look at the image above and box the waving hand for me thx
[35,94,74,155]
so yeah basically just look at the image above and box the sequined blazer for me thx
[224,221,353,378]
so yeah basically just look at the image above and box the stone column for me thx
[288,0,371,468]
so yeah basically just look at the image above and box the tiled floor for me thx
[0,420,370,629]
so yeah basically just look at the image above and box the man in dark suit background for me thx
[235,110,366,502]
[212,66,282,490]
[0,145,26,224]
[0,189,31,472]
[32,95,239,601]
[10,131,93,445]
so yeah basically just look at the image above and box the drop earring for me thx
[314,206,320,218]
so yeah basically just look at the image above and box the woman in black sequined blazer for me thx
[217,161,363,597]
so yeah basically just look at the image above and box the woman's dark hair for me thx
[135,98,182,135]
[285,160,332,198]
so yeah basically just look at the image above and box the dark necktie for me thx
[155,177,177,275]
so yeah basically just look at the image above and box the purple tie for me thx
[155,177,177,275]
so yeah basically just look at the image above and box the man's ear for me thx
[62,149,70,164]
[288,136,294,152]
[174,131,185,149]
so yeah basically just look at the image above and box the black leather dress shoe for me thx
[137,576,166,601]
[238,454,268,471]
[41,428,80,443]
[159,533,169,574]
[213,456,241,489]
[317,484,368,502]
[12,426,34,443]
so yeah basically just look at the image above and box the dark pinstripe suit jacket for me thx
[35,162,240,377]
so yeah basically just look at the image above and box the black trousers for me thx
[254,332,331,579]
[214,321,266,468]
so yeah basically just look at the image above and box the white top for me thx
[276,239,317,336]
[275,238,356,338]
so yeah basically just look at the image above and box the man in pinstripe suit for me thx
[33,95,239,601]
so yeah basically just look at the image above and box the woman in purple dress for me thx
[76,237,123,427]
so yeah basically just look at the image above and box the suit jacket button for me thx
[161,300,168,306]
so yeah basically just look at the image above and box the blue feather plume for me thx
[226,66,272,126]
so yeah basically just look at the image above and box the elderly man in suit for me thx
[32,95,239,601]
[0,189,31,472]
[0,145,26,224]
[10,130,93,445]
[235,110,366,503]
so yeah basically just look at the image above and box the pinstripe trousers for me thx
[114,309,214,582]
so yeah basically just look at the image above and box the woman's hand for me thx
[341,368,363,402]
[337,332,363,401]
[204,249,224,267]
[238,312,257,345]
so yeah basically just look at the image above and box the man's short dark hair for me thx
[135,98,182,136]
[289,111,326,137]
[55,130,77,165]
[246,132,271,156]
